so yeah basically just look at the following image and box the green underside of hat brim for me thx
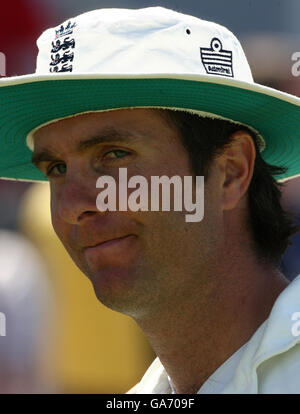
[1,77,300,182]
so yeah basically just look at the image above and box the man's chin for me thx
[88,266,145,315]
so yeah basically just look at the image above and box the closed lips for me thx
[86,234,135,248]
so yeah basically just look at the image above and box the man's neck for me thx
[134,256,289,394]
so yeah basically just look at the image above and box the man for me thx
[1,7,300,394]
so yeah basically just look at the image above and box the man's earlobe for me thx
[221,131,256,211]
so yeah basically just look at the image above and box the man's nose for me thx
[54,172,100,225]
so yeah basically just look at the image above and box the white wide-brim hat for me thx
[1,6,300,182]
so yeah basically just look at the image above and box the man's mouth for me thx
[83,234,137,265]
[86,234,135,249]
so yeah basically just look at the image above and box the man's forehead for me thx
[30,109,178,167]
[31,108,168,149]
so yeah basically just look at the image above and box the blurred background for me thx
[0,0,300,393]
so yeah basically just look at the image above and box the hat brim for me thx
[1,73,300,182]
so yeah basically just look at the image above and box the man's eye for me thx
[103,149,131,159]
[47,162,67,176]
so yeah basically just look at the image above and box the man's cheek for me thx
[50,209,68,245]
[50,191,64,233]
[51,217,83,268]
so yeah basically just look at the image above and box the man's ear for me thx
[220,130,256,211]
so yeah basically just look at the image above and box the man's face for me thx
[32,109,223,318]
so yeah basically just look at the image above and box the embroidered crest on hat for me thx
[200,38,233,77]
[49,21,76,73]
[55,21,77,39]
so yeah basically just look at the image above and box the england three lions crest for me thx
[200,38,233,77]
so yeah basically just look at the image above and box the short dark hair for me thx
[158,109,299,265]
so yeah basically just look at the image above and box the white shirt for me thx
[134,274,300,394]
[167,341,249,394]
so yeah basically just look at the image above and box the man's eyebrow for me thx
[31,151,57,167]
[77,128,140,152]
[31,128,141,167]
